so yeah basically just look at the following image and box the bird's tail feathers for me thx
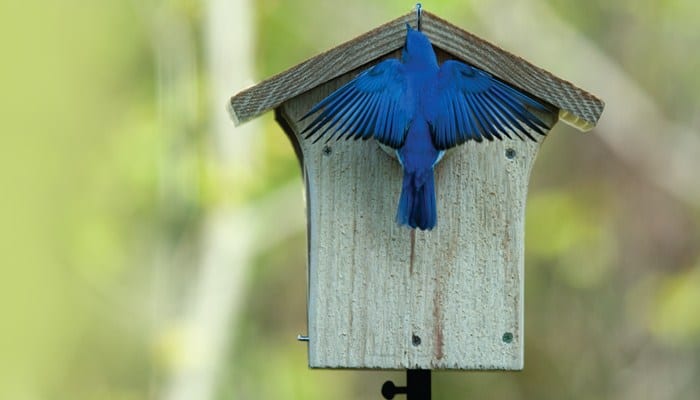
[396,169,436,230]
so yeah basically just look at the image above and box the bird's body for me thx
[301,25,550,230]
[395,36,443,229]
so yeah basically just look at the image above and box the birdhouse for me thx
[229,11,603,371]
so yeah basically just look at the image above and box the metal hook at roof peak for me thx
[415,3,422,31]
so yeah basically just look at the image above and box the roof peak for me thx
[230,11,603,131]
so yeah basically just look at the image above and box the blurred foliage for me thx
[1,0,699,399]
[546,0,700,121]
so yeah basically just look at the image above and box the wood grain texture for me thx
[279,70,558,370]
[419,12,603,131]
[229,11,603,130]
[230,14,410,125]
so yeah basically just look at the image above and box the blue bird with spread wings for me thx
[300,24,550,231]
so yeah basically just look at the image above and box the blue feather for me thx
[301,26,552,230]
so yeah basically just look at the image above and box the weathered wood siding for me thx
[278,64,557,369]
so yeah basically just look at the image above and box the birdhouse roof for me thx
[229,11,604,131]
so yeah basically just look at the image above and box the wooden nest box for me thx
[229,11,603,370]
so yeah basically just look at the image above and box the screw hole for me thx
[505,148,516,159]
[412,334,422,346]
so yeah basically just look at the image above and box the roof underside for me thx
[230,11,604,131]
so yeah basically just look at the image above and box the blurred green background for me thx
[2,0,699,399]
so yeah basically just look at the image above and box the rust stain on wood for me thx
[409,229,416,275]
[433,279,445,361]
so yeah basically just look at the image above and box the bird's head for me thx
[402,24,437,67]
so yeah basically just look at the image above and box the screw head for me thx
[505,148,516,159]
[322,145,332,156]
[502,332,514,343]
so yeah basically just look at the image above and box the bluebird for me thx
[300,23,550,230]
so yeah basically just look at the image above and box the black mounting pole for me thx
[381,369,431,400]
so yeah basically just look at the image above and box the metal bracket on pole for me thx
[381,369,431,400]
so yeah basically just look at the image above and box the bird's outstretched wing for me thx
[427,60,552,150]
[300,59,411,149]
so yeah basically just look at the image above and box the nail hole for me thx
[505,148,516,159]
[322,145,332,156]
[412,334,422,346]
[502,332,513,343]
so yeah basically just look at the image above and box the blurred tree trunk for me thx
[159,0,258,399]
[156,0,305,399]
